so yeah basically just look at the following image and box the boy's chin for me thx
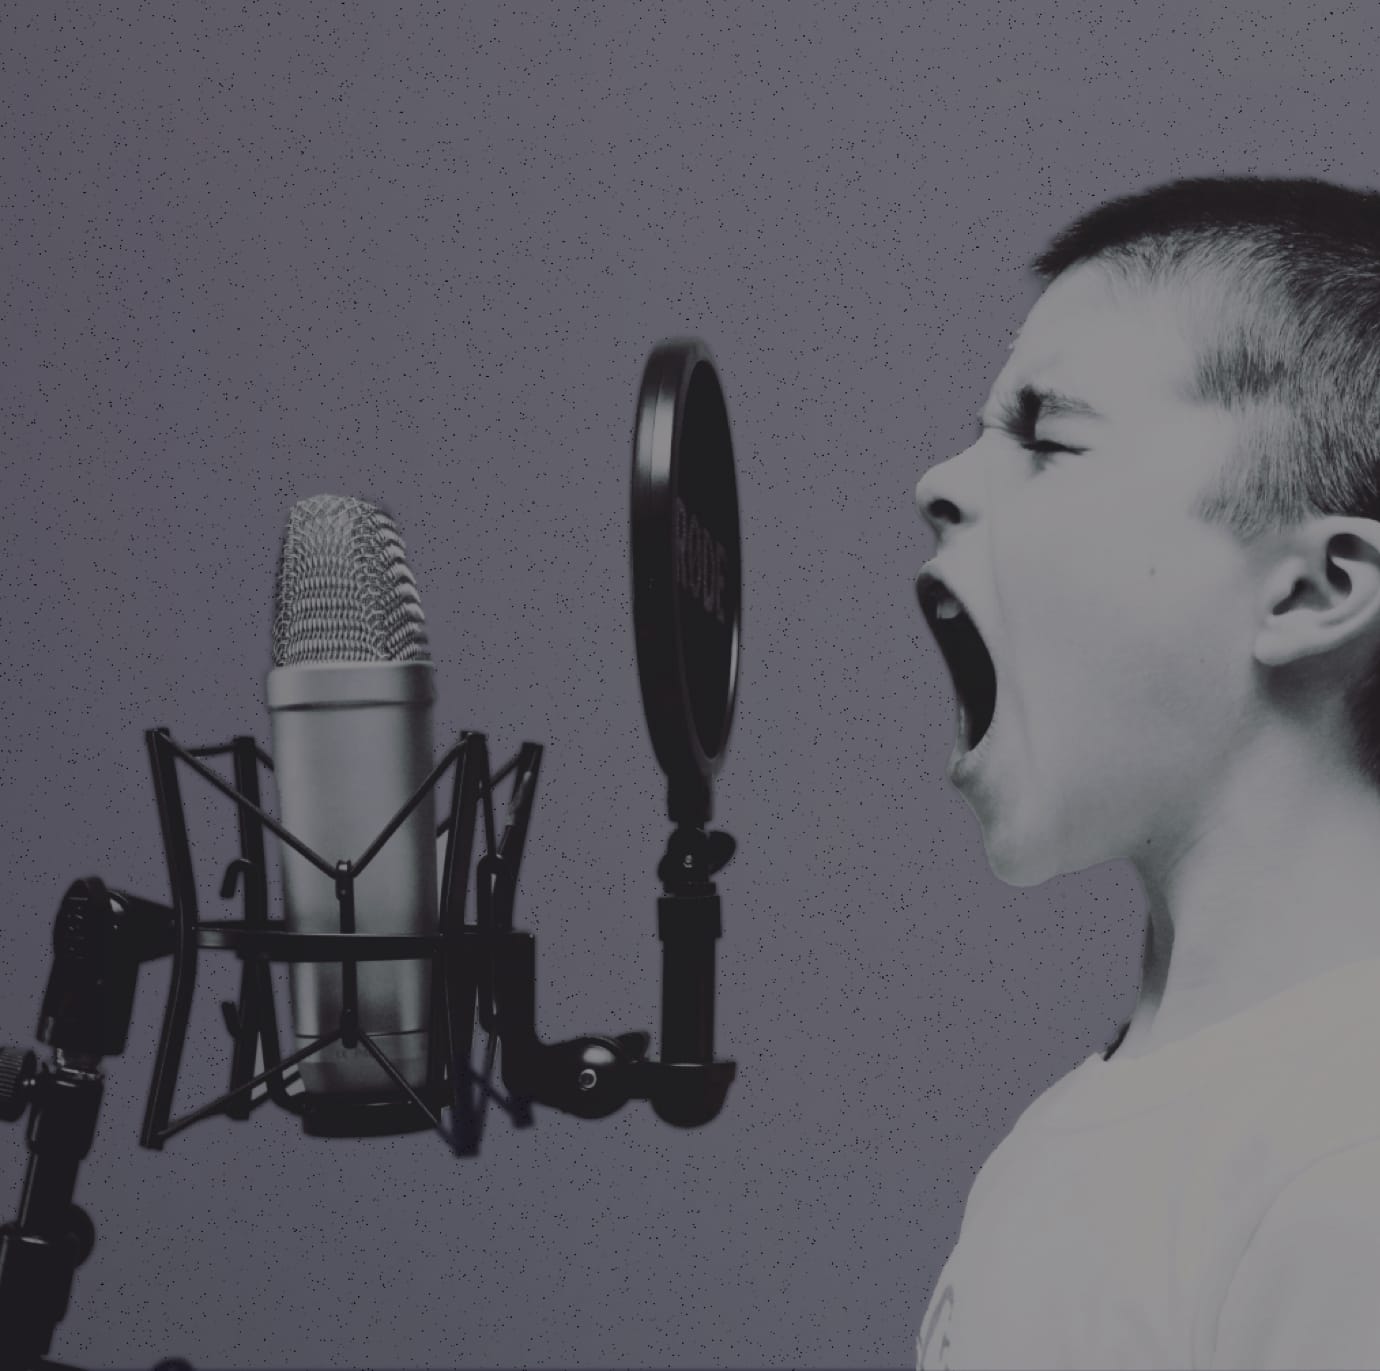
[961,763,1122,887]
[985,849,1059,889]
[979,821,1097,888]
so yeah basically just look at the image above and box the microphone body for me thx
[268,661,436,1094]
[267,494,437,1098]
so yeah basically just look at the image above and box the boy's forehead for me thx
[990,262,1204,412]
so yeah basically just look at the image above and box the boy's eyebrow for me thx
[982,385,1105,438]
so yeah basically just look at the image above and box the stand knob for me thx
[0,1047,36,1123]
[538,1035,648,1119]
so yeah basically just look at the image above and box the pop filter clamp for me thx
[0,338,742,1370]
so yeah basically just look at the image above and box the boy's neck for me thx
[1116,730,1380,1060]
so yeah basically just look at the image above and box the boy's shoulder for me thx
[959,1047,1102,1216]
[968,956,1380,1228]
[1191,956,1380,1168]
[927,960,1380,1368]
[1212,1132,1380,1363]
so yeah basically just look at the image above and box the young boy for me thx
[913,177,1380,1370]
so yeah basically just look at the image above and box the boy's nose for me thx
[914,452,978,541]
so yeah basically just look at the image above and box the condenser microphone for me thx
[267,494,437,1103]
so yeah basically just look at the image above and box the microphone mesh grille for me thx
[272,494,431,666]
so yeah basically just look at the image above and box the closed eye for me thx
[1020,437,1082,467]
[977,418,1085,466]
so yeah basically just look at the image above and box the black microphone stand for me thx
[1,333,746,1369]
[0,879,177,1370]
[0,726,736,1369]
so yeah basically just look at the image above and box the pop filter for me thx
[631,340,742,827]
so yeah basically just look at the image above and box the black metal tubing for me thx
[225,737,280,1120]
[0,1062,104,1366]
[659,908,719,1064]
[436,734,483,1152]
[495,744,544,934]
[140,730,201,1151]
[159,1030,343,1142]
[475,744,543,1038]
[161,734,337,880]
[334,863,359,1049]
[351,745,475,879]
[198,924,445,959]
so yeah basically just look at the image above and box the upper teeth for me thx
[934,594,963,621]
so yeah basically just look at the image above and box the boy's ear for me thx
[1254,517,1380,668]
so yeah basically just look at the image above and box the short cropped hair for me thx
[1034,177,1380,785]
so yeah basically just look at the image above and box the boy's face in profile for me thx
[917,261,1265,887]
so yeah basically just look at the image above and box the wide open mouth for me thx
[916,571,997,751]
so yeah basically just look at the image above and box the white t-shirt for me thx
[916,958,1380,1370]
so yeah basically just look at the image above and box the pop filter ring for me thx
[632,340,742,827]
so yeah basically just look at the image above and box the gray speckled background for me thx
[1,2,1375,1367]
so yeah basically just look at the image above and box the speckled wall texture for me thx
[1,1,1375,1367]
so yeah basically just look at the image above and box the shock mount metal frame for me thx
[137,725,733,1150]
